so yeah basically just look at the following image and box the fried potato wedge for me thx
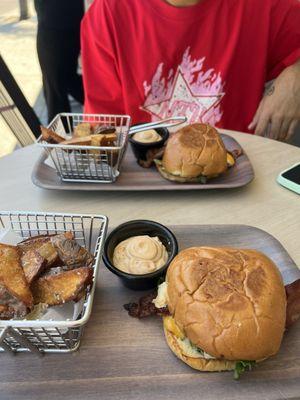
[18,232,74,269]
[20,249,46,284]
[31,267,93,306]
[0,243,33,318]
[74,123,92,138]
[41,126,65,144]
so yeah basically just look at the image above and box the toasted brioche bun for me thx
[166,247,286,362]
[163,321,236,371]
[162,124,227,179]
[155,161,207,183]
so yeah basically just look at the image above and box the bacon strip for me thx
[124,291,169,318]
[285,279,300,328]
[229,148,243,159]
[124,280,300,329]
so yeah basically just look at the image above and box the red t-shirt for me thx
[81,0,300,133]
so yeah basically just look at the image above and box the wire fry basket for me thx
[0,211,108,353]
[37,113,131,183]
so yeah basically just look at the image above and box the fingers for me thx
[249,89,299,140]
[248,117,258,131]
[269,116,283,140]
[286,120,298,141]
[254,112,270,136]
[248,122,256,131]
[278,118,291,141]
[250,100,272,136]
[248,100,264,131]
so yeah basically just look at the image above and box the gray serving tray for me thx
[1,224,299,400]
[32,134,254,191]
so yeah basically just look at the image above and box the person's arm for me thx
[81,0,125,115]
[249,60,300,141]
[248,0,300,141]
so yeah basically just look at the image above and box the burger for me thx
[154,247,286,378]
[125,246,287,379]
[155,123,235,183]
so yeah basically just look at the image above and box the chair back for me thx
[0,55,40,147]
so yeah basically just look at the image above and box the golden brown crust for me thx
[41,126,65,144]
[61,133,117,147]
[31,267,93,306]
[0,243,33,307]
[90,133,117,147]
[74,123,92,138]
[18,232,77,271]
[163,322,236,372]
[20,249,46,284]
[60,135,94,146]
[18,235,59,268]
[166,247,286,361]
[162,124,227,178]
[155,162,207,183]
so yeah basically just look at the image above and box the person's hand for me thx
[248,61,300,141]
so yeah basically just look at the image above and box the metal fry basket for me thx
[37,113,131,183]
[0,211,108,353]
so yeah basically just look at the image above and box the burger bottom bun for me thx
[163,325,236,372]
[155,162,207,183]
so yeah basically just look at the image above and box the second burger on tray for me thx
[154,123,236,183]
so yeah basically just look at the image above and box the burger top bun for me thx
[166,247,286,361]
[162,123,227,178]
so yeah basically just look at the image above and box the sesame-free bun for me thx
[161,124,227,179]
[163,320,236,371]
[166,247,286,362]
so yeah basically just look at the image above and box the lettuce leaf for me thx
[234,360,256,380]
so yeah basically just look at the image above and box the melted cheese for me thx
[227,152,235,167]
[154,283,215,360]
[164,315,185,340]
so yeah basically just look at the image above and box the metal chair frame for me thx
[0,55,40,147]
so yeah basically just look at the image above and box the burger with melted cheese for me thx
[153,246,286,378]
[155,123,235,183]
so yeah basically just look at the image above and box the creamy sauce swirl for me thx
[133,129,162,143]
[113,235,168,275]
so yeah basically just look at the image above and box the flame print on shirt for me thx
[141,47,225,125]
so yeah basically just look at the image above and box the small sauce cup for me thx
[129,127,169,164]
[102,220,178,290]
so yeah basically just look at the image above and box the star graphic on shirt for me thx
[141,67,224,123]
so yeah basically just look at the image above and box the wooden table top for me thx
[0,130,300,399]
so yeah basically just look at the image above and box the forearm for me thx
[249,58,300,140]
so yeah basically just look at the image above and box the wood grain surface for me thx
[31,134,254,191]
[0,225,299,400]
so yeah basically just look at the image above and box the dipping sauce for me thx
[133,129,162,143]
[113,235,168,274]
